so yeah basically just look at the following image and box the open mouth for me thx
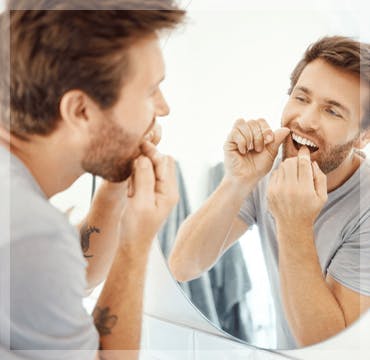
[291,132,319,153]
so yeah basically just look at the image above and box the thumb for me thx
[132,156,155,203]
[266,127,290,156]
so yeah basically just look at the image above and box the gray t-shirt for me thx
[239,155,370,349]
[0,146,98,359]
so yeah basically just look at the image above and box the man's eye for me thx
[325,108,342,118]
[295,96,307,103]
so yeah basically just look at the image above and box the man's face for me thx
[82,35,169,182]
[281,58,370,174]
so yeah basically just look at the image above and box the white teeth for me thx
[292,133,318,149]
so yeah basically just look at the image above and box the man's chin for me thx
[84,159,134,183]
[104,172,131,183]
[107,162,134,183]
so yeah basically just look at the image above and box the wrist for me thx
[275,220,315,252]
[117,240,152,262]
[117,226,155,256]
[92,185,126,213]
[221,174,258,199]
[275,218,315,233]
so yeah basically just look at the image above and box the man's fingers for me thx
[233,119,253,153]
[266,127,290,156]
[127,177,134,197]
[282,158,298,186]
[257,118,274,145]
[312,161,328,200]
[297,146,314,189]
[248,120,264,153]
[140,141,165,180]
[227,120,287,156]
[229,128,248,155]
[132,156,155,202]
[153,155,170,195]
[233,118,271,153]
[144,123,162,145]
[140,141,176,195]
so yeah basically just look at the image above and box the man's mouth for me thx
[291,132,319,153]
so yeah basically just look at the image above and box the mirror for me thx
[157,0,370,350]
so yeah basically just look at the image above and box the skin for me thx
[1,34,178,359]
[169,58,370,347]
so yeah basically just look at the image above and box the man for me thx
[0,1,185,359]
[169,36,370,349]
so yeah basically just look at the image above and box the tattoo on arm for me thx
[80,223,100,258]
[93,306,118,339]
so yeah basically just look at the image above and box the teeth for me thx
[292,133,318,149]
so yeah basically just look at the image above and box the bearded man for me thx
[0,1,185,359]
[169,36,370,349]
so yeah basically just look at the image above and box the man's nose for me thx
[296,106,320,131]
[155,90,170,117]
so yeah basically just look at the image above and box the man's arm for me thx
[80,126,162,291]
[168,119,290,282]
[267,146,370,346]
[79,181,126,291]
[92,142,178,359]
[168,181,250,282]
[277,225,370,346]
[277,225,346,346]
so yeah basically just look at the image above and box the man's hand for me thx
[144,122,162,145]
[118,141,179,251]
[223,118,290,190]
[81,123,170,289]
[267,146,328,230]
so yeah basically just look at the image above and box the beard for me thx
[282,131,358,174]
[81,120,139,182]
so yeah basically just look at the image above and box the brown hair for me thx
[0,0,186,139]
[288,36,370,130]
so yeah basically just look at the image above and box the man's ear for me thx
[59,90,94,131]
[354,128,370,149]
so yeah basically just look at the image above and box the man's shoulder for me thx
[1,160,81,257]
[360,156,370,178]
[10,180,78,242]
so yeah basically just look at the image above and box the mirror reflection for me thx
[157,3,370,350]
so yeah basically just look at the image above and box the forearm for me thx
[277,225,346,347]
[169,176,256,281]
[80,183,125,290]
[94,244,150,360]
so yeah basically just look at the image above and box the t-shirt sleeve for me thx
[238,189,257,228]
[8,229,99,359]
[327,215,370,296]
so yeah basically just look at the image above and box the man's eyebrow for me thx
[294,86,312,95]
[294,86,350,115]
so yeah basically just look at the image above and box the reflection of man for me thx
[0,1,185,359]
[169,36,370,349]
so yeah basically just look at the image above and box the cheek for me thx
[322,121,356,145]
[280,103,295,127]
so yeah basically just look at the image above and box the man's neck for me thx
[1,131,83,198]
[326,151,363,193]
